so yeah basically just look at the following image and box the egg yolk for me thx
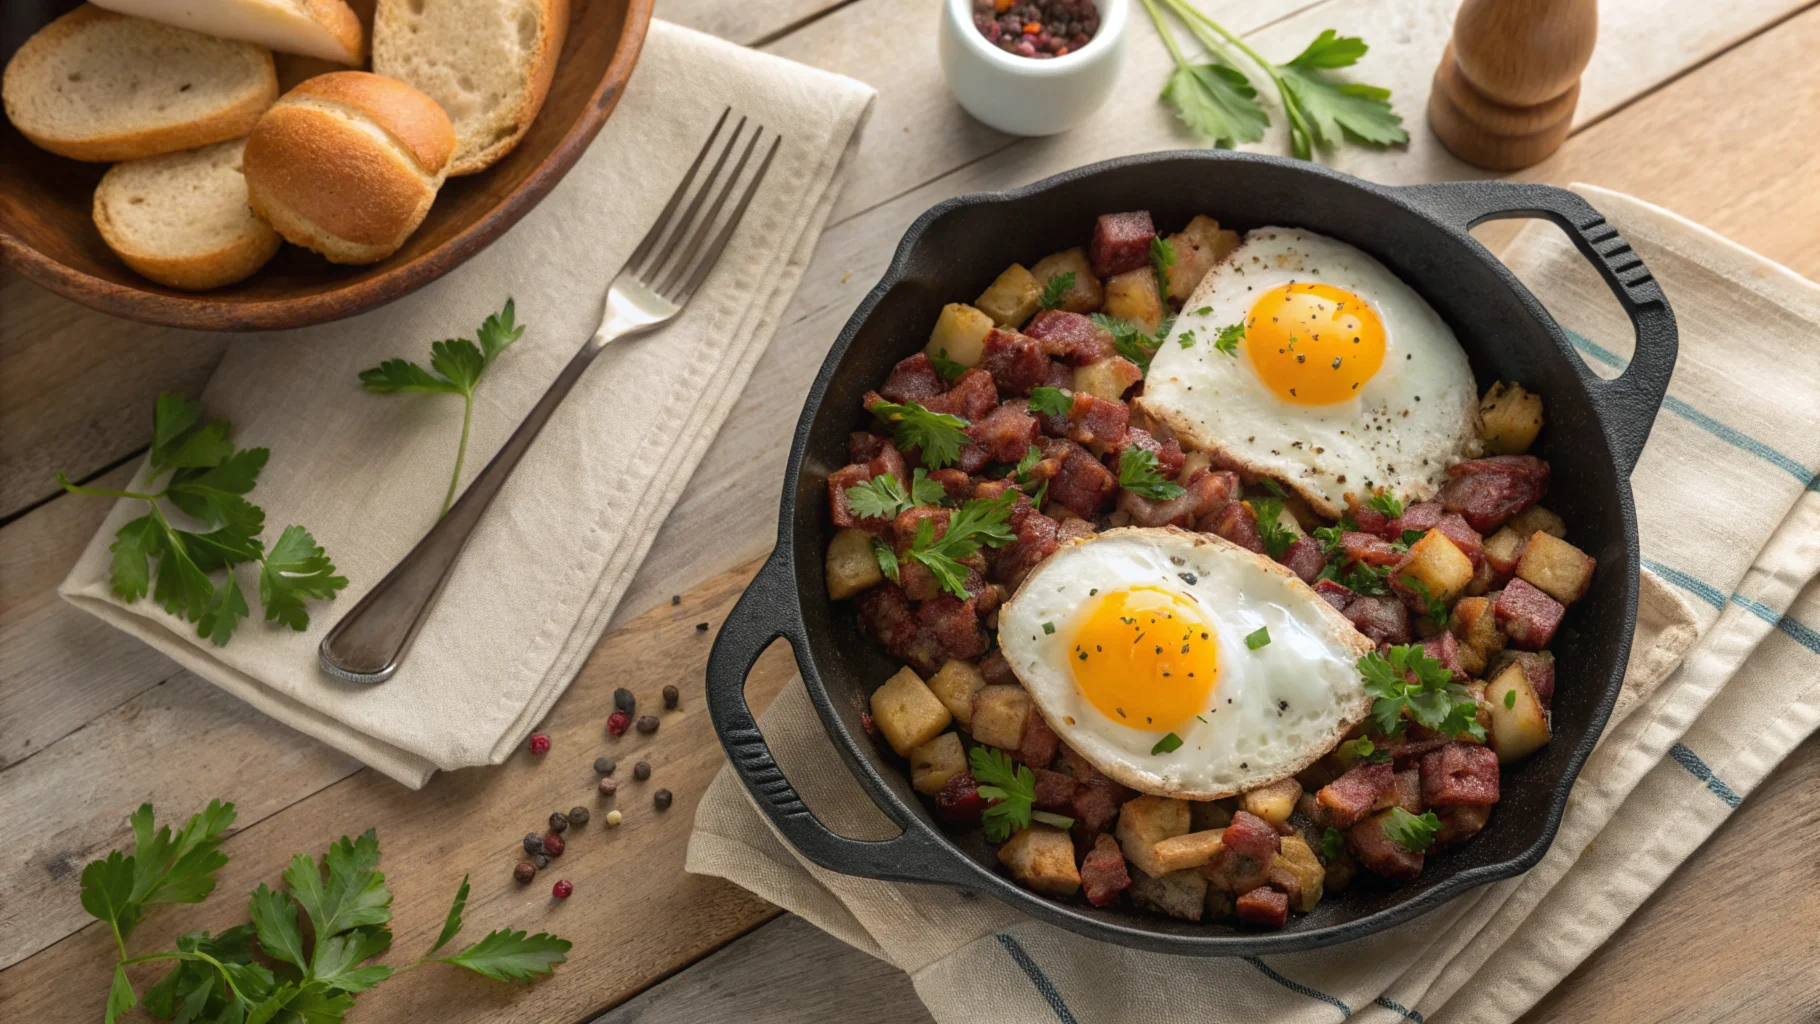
[1244,282,1386,406]
[1068,586,1218,732]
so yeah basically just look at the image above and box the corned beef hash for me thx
[825,210,1592,929]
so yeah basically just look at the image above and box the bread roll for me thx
[243,71,455,265]
[94,138,281,290]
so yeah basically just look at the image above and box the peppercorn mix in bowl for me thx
[939,0,1129,136]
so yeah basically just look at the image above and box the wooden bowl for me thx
[0,0,654,330]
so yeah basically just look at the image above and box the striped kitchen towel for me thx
[686,186,1820,1023]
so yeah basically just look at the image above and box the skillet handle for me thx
[1394,180,1678,473]
[706,548,974,887]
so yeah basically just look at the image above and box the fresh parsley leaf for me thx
[870,537,901,584]
[1249,497,1297,559]
[283,830,392,943]
[1193,306,1214,316]
[1245,626,1271,650]
[259,526,349,632]
[1382,807,1441,853]
[927,348,968,381]
[250,883,308,971]
[166,447,269,533]
[1320,827,1345,861]
[1118,446,1186,501]
[971,745,1042,842]
[1092,313,1161,374]
[428,876,471,955]
[911,468,948,507]
[1013,445,1044,484]
[106,964,136,1024]
[108,514,162,603]
[869,399,971,470]
[1312,522,1348,556]
[141,927,256,1021]
[80,800,236,948]
[1160,60,1269,149]
[1039,272,1076,311]
[1400,574,1451,629]
[1150,235,1177,287]
[1339,737,1389,763]
[1277,31,1408,159]
[1366,491,1404,519]
[197,569,250,647]
[1358,645,1482,741]
[1213,322,1244,356]
[1504,688,1517,710]
[905,491,1018,599]
[845,473,913,520]
[1028,386,1074,417]
[1151,732,1184,754]
[1177,329,1197,349]
[435,929,572,983]
[1402,529,1426,546]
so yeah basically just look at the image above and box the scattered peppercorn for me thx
[542,830,565,857]
[614,688,636,714]
[514,861,537,884]
[534,852,551,868]
[605,809,623,826]
[670,594,680,605]
[567,806,589,827]
[654,789,673,811]
[607,710,631,737]
[549,811,569,833]
[594,756,616,776]
[695,622,709,632]
[523,832,545,855]
[635,714,659,735]
[552,879,573,899]
[662,684,680,709]
[598,777,618,796]
[528,733,551,755]
[634,760,651,781]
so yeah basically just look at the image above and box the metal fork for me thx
[319,110,782,684]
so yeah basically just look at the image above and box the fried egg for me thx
[1137,227,1480,517]
[998,528,1373,799]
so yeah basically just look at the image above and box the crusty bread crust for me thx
[447,0,568,175]
[2,6,277,163]
[300,0,367,64]
[95,192,281,291]
[288,71,456,172]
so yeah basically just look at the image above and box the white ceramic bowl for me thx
[938,0,1129,137]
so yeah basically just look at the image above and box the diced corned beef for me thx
[1373,768,1423,814]
[880,353,945,403]
[1280,535,1327,583]
[1235,886,1289,929]
[1347,811,1424,881]
[1386,735,1451,769]
[1205,811,1281,894]
[1504,650,1556,705]
[893,506,949,551]
[1495,578,1565,649]
[1091,211,1156,277]
[1313,579,1356,612]
[1106,427,1184,478]
[1119,469,1233,529]
[1043,358,1074,392]
[927,468,971,499]
[1210,500,1265,554]
[919,368,998,421]
[979,329,1050,396]
[1031,768,1077,813]
[1047,441,1118,518]
[1433,803,1491,848]
[856,585,942,675]
[1318,761,1395,828]
[1067,393,1129,452]
[1023,310,1117,365]
[1420,631,1468,681]
[917,595,987,662]
[1436,512,1484,567]
[1056,746,1134,800]
[1070,782,1124,843]
[980,649,1015,686]
[966,401,1040,463]
[1341,531,1403,567]
[897,560,940,602]
[826,442,909,534]
[1421,742,1501,806]
[1081,833,1133,907]
[849,432,886,463]
[1388,500,1444,536]
[992,510,1059,590]
[934,771,986,825]
[1351,501,1392,536]
[1345,595,1410,646]
[1440,456,1550,532]
[1017,704,1061,768]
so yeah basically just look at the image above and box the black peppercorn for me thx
[695,622,709,632]
[594,756,616,776]
[598,777,618,796]
[635,714,659,735]
[633,760,651,781]
[662,684,680,709]
[548,811,569,833]
[654,789,673,811]
[614,688,636,715]
[514,861,537,884]
[534,852,551,868]
[567,806,589,827]
[523,832,545,855]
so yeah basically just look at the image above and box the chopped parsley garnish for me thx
[927,348,967,381]
[1321,827,1345,861]
[1339,737,1390,763]
[1039,272,1076,311]
[1245,626,1271,650]
[971,746,1073,842]
[1504,688,1517,709]
[1366,491,1404,519]
[1042,622,1056,635]
[1027,386,1074,417]
[1177,329,1197,349]
[1151,732,1184,755]
[867,399,970,470]
[870,537,901,584]
[1194,306,1214,316]
[844,469,945,520]
[1117,447,1186,501]
[1092,313,1162,373]
[1383,807,1441,853]
[1400,574,1451,628]
[1214,322,1244,356]
[1402,529,1426,546]
[1150,235,1176,287]
[905,490,1019,598]
[1248,497,1297,559]
[1261,478,1287,498]
[1359,645,1485,742]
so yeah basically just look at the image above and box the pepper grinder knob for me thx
[1428,0,1598,170]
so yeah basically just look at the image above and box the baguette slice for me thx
[89,0,365,64]
[371,0,568,176]
[2,6,277,162]
[94,138,281,290]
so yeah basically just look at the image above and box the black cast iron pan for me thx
[706,151,1676,955]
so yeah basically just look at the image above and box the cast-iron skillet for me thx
[707,151,1676,954]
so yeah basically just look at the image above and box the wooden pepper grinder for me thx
[1428,0,1598,170]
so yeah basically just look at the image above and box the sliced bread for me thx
[371,0,569,176]
[2,6,278,162]
[94,138,282,290]
[89,0,367,66]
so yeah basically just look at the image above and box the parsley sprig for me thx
[1143,0,1267,148]
[1038,272,1076,311]
[83,800,570,1024]
[1359,645,1485,742]
[927,348,968,381]
[1248,497,1297,559]
[907,491,1019,598]
[845,469,946,520]
[1150,236,1177,288]
[1118,447,1186,501]
[1366,491,1404,519]
[1027,386,1074,417]
[971,746,1074,842]
[1213,322,1244,356]
[1383,807,1442,853]
[1091,313,1172,375]
[360,301,525,516]
[868,399,972,470]
[1400,575,1451,629]
[57,394,346,646]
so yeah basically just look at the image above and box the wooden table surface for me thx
[4,0,1818,1021]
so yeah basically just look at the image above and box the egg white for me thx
[1137,227,1481,517]
[998,528,1374,799]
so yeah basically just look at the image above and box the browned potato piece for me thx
[909,732,967,795]
[1240,778,1302,824]
[998,826,1081,897]
[1516,531,1597,604]
[975,264,1042,328]
[1130,868,1207,921]
[1274,834,1326,912]
[1479,382,1545,454]
[1451,595,1507,664]
[969,684,1031,750]
[1074,356,1143,401]
[1116,794,1191,877]
[1189,798,1233,833]
[869,667,951,757]
[1486,663,1550,763]
[1400,529,1476,604]
[1465,559,1495,598]
[1483,527,1527,577]
[1164,215,1240,301]
[1507,505,1567,539]
[1102,267,1163,333]
[825,527,883,600]
[1152,829,1225,873]
[926,659,987,728]
[925,302,994,368]
[1030,247,1104,313]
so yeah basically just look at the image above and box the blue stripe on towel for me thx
[1641,557,1728,609]
[1373,996,1424,1021]
[1731,594,1820,656]
[995,933,1079,1024]
[1667,742,1744,808]
[1244,957,1352,1019]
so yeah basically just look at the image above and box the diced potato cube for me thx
[1102,267,1163,333]
[909,732,966,795]
[1179,450,1213,482]
[1479,382,1545,454]
[1485,664,1550,763]
[998,826,1081,897]
[925,303,995,368]
[1115,794,1190,877]
[1164,215,1240,301]
[869,667,952,757]
[1073,356,1143,402]
[1516,531,1597,604]
[926,660,987,729]
[1273,834,1326,912]
[969,684,1031,751]
[1240,778,1302,825]
[975,264,1042,328]
[1450,595,1507,663]
[1129,868,1207,920]
[1465,559,1495,597]
[1189,798,1233,833]
[825,527,883,600]
[1400,528,1476,604]
[1482,527,1526,580]
[1507,505,1566,539]
[1029,247,1104,313]
[1152,829,1225,873]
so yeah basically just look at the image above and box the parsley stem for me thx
[1162,0,1314,152]
[1139,0,1191,71]
[120,949,238,996]
[55,472,163,503]
[441,393,473,518]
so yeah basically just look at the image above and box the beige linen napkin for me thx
[59,21,875,788]
[687,186,1820,1022]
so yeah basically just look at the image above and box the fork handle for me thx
[320,327,621,683]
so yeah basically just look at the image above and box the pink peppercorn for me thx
[542,830,565,857]
[607,710,631,737]
[552,879,573,898]
[528,733,551,754]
